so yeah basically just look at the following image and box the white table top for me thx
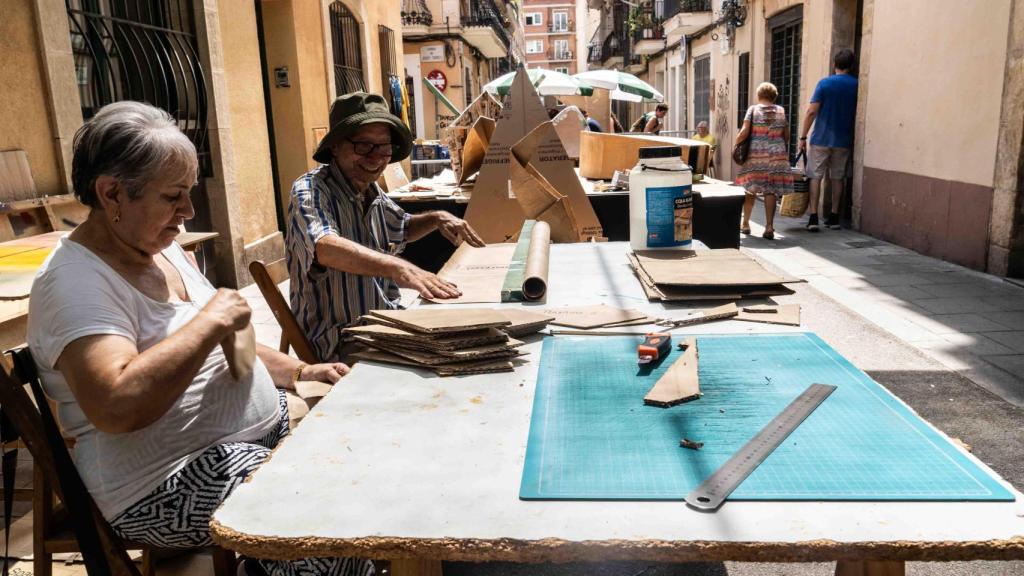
[212,243,1024,562]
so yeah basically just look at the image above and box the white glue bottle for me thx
[628,146,693,251]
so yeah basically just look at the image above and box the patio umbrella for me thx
[483,68,594,97]
[573,70,664,102]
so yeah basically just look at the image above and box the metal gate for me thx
[68,0,215,273]
[330,1,366,96]
[67,0,209,173]
[769,9,802,161]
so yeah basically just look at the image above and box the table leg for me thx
[835,560,905,576]
[389,558,444,576]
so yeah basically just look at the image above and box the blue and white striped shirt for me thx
[286,163,410,361]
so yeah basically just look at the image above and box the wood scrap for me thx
[679,438,704,450]
[643,337,699,408]
[735,304,801,326]
[655,303,738,328]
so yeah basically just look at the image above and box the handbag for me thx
[732,107,753,164]
[780,150,810,217]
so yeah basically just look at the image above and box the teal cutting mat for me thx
[520,333,1013,501]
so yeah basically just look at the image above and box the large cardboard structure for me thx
[463,67,558,243]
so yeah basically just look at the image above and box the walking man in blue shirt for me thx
[798,49,858,231]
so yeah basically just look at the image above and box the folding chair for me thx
[248,259,318,364]
[0,348,236,576]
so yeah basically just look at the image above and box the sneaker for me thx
[806,214,820,232]
[825,213,841,229]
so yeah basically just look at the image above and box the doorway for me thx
[768,5,802,162]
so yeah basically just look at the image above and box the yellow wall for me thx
[0,0,63,197]
[861,0,1010,188]
[687,0,836,180]
[404,40,471,140]
[218,0,278,243]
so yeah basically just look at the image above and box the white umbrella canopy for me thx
[483,68,594,97]
[574,70,665,102]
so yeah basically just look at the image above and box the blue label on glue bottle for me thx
[645,185,693,248]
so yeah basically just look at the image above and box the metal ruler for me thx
[685,383,837,511]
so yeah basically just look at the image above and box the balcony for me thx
[625,54,645,74]
[661,0,714,41]
[600,33,624,67]
[400,0,432,36]
[547,50,573,62]
[632,19,666,55]
[548,20,575,34]
[461,0,511,58]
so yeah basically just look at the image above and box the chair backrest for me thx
[0,348,141,576]
[248,259,319,364]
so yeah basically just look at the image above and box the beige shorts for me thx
[806,145,851,179]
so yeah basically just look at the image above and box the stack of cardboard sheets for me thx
[346,308,553,376]
[628,249,799,302]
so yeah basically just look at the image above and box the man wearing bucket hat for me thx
[286,92,484,362]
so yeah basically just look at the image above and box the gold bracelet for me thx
[291,362,308,386]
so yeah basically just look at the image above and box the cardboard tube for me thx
[522,220,550,300]
[222,323,256,381]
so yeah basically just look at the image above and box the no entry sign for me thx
[426,69,448,92]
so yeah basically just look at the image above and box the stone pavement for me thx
[741,209,1024,409]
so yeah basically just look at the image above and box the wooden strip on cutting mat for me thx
[644,337,700,408]
[735,304,801,326]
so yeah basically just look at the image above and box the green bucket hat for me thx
[312,92,413,164]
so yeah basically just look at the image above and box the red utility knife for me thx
[638,332,672,365]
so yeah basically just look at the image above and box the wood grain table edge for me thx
[207,524,1024,564]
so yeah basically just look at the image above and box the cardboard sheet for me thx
[643,337,699,407]
[542,304,647,329]
[464,67,550,242]
[633,249,797,287]
[0,150,37,201]
[736,304,801,326]
[445,91,502,183]
[346,324,509,350]
[495,308,555,337]
[458,116,496,185]
[353,336,521,365]
[351,348,514,377]
[660,303,739,327]
[509,122,603,242]
[368,308,511,333]
[427,243,517,304]
[551,106,585,160]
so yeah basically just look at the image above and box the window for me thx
[555,67,569,74]
[554,39,569,59]
[693,54,710,128]
[552,11,568,32]
[329,1,366,95]
[736,52,750,125]
[770,6,802,160]
[378,25,399,114]
[524,12,542,26]
[527,40,544,54]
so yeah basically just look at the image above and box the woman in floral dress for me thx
[734,82,794,240]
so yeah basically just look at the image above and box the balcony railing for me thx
[400,0,433,26]
[549,20,575,33]
[600,33,623,62]
[461,0,511,48]
[547,50,573,61]
[657,0,712,19]
[633,20,666,43]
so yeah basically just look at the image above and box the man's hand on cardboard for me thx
[435,212,485,248]
[394,260,462,300]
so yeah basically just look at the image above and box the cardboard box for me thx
[579,132,711,180]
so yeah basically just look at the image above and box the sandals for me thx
[762,230,775,240]
[741,226,752,235]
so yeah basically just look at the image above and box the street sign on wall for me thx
[426,69,448,92]
[421,45,443,62]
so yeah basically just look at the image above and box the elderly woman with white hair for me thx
[26,101,372,576]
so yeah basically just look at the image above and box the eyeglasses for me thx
[347,139,397,156]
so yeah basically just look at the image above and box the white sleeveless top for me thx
[27,238,280,519]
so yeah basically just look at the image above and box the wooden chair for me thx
[0,348,236,576]
[248,259,319,364]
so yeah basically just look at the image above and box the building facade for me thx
[520,0,589,75]
[401,0,523,141]
[589,0,1024,277]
